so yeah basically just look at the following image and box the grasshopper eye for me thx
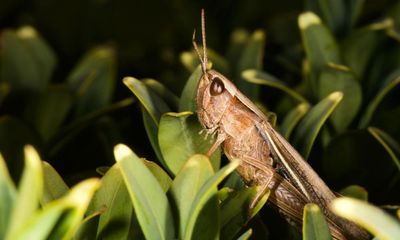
[210,77,225,96]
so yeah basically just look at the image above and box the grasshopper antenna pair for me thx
[192,9,209,78]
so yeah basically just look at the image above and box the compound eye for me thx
[210,77,225,96]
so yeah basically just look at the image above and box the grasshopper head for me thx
[193,10,237,133]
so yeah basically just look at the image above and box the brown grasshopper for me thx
[194,9,369,240]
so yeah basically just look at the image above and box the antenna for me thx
[192,9,208,76]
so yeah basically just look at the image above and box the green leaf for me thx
[298,12,340,94]
[23,85,72,141]
[158,112,221,175]
[280,103,310,139]
[293,91,343,159]
[342,19,392,79]
[123,76,170,123]
[220,186,269,240]
[339,185,368,201]
[0,153,16,239]
[359,74,400,128]
[184,158,240,240]
[142,109,165,163]
[303,203,332,240]
[169,154,215,240]
[114,144,175,240]
[179,66,202,112]
[318,63,362,132]
[144,160,172,192]
[242,69,309,104]
[14,179,100,240]
[235,30,265,100]
[41,161,69,205]
[5,145,43,239]
[236,228,252,240]
[88,164,132,240]
[123,76,170,163]
[0,26,56,92]
[74,211,101,240]
[368,127,400,172]
[331,197,400,240]
[143,78,179,111]
[67,46,116,116]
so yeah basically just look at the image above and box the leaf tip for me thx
[24,145,41,166]
[17,26,37,39]
[328,91,343,101]
[114,144,132,162]
[299,12,321,29]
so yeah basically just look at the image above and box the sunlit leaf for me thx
[293,92,343,159]
[41,161,69,205]
[114,144,175,240]
[303,203,332,240]
[331,197,400,240]
[169,154,215,240]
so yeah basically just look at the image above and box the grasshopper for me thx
[194,9,369,240]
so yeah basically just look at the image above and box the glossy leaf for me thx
[88,164,132,240]
[280,103,310,139]
[124,76,170,163]
[359,75,400,128]
[41,161,69,205]
[12,179,100,240]
[368,127,400,172]
[184,158,240,240]
[144,160,172,191]
[318,63,362,132]
[6,145,43,239]
[298,12,340,94]
[169,154,215,240]
[235,30,265,99]
[74,211,101,240]
[220,186,269,240]
[158,112,220,175]
[303,203,332,240]
[0,26,56,92]
[67,46,116,116]
[0,154,16,239]
[114,144,175,240]
[342,19,392,79]
[331,197,400,240]
[179,66,203,112]
[143,78,179,111]
[293,91,343,159]
[236,228,253,240]
[123,76,170,123]
[242,69,309,104]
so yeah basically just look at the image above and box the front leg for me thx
[206,130,227,157]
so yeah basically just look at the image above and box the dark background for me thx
[0,0,398,198]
